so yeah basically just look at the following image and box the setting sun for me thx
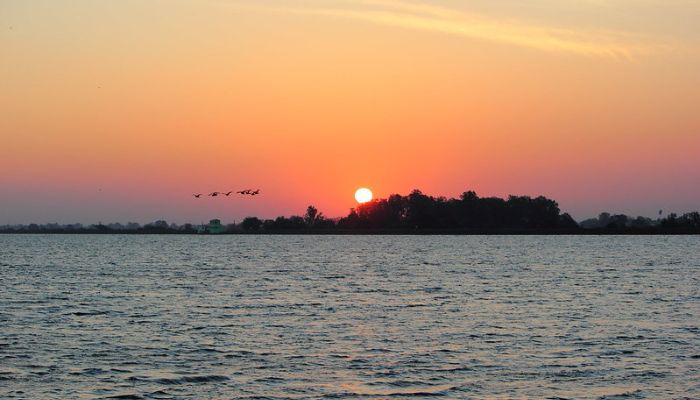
[354,188,373,204]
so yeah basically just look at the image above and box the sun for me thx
[355,188,373,204]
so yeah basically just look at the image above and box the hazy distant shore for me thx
[3,190,698,235]
[2,228,698,235]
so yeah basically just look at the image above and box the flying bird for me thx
[223,191,233,196]
[193,194,202,198]
[208,192,220,197]
[237,189,251,195]
[250,189,260,196]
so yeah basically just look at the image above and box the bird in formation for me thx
[235,189,260,195]
[193,189,260,198]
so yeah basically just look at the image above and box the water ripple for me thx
[0,234,698,399]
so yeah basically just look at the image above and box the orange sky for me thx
[1,0,699,223]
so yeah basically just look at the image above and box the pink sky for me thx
[1,0,699,223]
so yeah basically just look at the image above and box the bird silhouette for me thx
[193,194,202,198]
[208,192,220,197]
[250,189,260,196]
[223,191,233,196]
[237,189,251,195]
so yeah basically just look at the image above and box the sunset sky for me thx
[1,0,699,224]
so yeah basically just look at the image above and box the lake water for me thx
[1,235,698,399]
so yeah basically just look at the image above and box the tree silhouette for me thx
[241,217,262,232]
[333,189,583,232]
[304,205,324,227]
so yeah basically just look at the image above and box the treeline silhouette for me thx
[2,190,699,234]
[0,221,200,234]
[336,190,577,232]
[578,211,700,233]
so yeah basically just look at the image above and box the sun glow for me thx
[355,188,373,204]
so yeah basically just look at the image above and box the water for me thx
[1,235,698,399]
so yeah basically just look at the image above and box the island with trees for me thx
[2,190,699,234]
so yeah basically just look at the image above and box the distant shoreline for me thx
[3,190,698,236]
[2,229,698,235]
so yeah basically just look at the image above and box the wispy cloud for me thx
[226,0,670,59]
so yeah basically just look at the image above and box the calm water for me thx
[1,235,698,399]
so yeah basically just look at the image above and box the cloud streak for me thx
[237,0,668,59]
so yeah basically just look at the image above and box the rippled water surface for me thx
[1,235,699,399]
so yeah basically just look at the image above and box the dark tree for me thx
[241,217,262,232]
[304,206,324,227]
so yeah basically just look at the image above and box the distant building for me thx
[207,219,226,234]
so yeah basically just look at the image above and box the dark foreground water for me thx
[1,235,698,399]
